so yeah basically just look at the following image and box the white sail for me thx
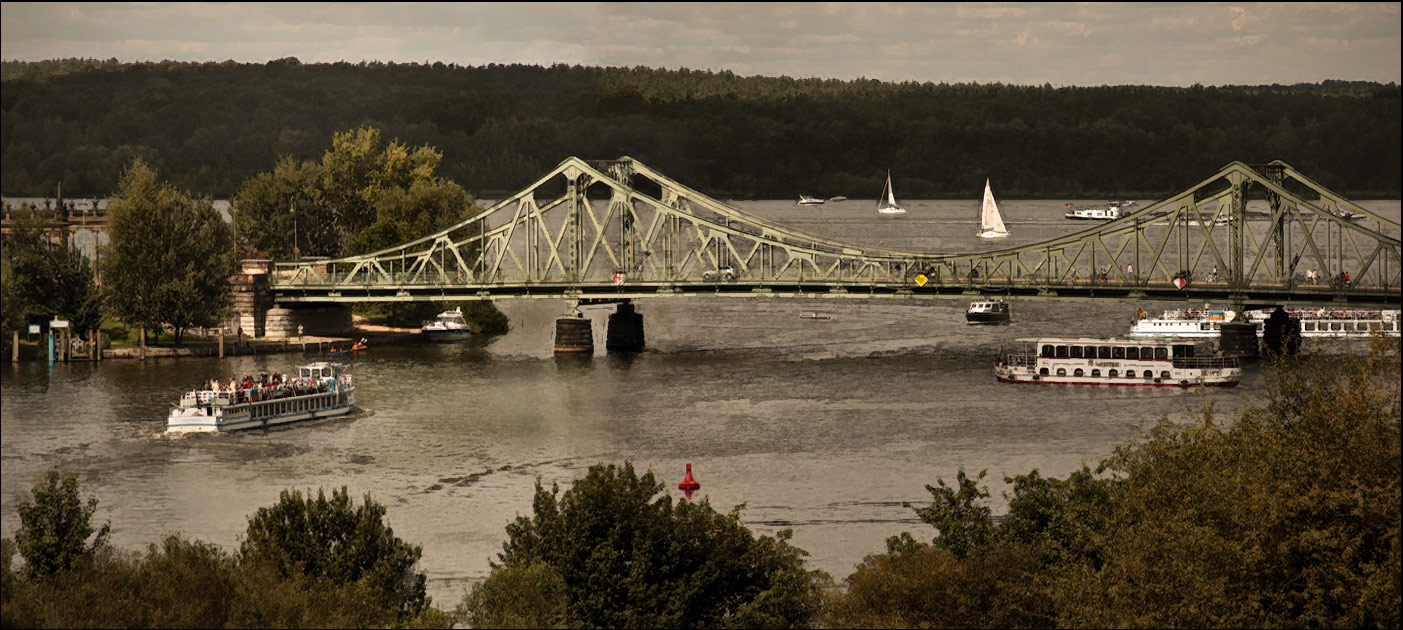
[877,171,906,215]
[977,178,1009,238]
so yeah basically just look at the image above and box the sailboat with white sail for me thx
[976,178,1009,239]
[877,171,906,215]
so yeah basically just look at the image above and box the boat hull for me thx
[976,230,1009,239]
[421,329,471,342]
[966,312,1010,324]
[167,390,356,433]
[994,366,1237,388]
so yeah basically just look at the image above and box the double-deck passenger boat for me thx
[166,362,356,433]
[995,337,1240,388]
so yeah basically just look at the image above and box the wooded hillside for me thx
[2,58,1398,199]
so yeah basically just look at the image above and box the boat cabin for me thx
[299,362,344,381]
[1024,337,1199,360]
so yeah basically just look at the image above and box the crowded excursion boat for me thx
[966,299,1011,324]
[1247,308,1399,338]
[166,362,356,433]
[995,337,1240,388]
[421,307,472,342]
[1129,306,1399,339]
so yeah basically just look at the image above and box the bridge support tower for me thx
[606,301,645,353]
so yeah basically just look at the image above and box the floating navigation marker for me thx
[678,463,701,500]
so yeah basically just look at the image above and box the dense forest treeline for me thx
[2,58,1399,200]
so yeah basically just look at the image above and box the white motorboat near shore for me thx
[166,362,356,433]
[966,299,1011,324]
[995,337,1240,388]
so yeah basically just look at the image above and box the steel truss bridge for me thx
[272,157,1400,312]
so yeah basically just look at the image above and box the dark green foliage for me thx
[239,486,431,619]
[826,338,1401,629]
[100,159,236,344]
[2,61,1398,199]
[12,468,110,579]
[463,461,827,628]
[1,210,103,337]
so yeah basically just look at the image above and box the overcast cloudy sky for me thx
[2,2,1399,86]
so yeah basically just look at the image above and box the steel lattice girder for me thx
[272,157,1400,309]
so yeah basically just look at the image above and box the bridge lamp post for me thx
[291,202,300,259]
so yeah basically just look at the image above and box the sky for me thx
[1,2,1400,87]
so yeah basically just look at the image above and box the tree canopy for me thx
[99,159,236,343]
[461,461,828,628]
[12,468,110,579]
[3,60,1398,200]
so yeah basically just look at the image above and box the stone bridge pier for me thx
[230,259,352,337]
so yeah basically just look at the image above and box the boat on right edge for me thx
[421,307,473,342]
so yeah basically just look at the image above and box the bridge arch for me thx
[272,157,1400,309]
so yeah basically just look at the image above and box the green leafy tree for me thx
[463,461,827,629]
[1,210,103,338]
[13,468,110,578]
[238,486,431,619]
[232,155,339,258]
[100,159,237,344]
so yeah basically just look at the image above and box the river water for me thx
[3,198,1398,606]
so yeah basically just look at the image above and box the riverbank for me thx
[11,317,422,362]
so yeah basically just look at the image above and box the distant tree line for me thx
[2,59,1398,201]
[3,339,1398,628]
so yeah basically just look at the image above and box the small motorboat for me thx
[966,300,1011,324]
[799,312,832,320]
[421,307,472,342]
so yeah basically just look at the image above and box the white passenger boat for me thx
[421,307,472,342]
[995,337,1240,388]
[1064,202,1123,221]
[1128,306,1248,339]
[966,299,1011,324]
[1129,306,1399,339]
[166,362,356,433]
[1248,308,1399,338]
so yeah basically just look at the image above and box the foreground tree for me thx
[101,159,237,344]
[460,461,827,628]
[1,210,103,338]
[239,486,432,621]
[12,468,110,579]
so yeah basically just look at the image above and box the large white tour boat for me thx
[1129,306,1399,339]
[1248,308,1399,338]
[1063,201,1128,221]
[166,362,356,433]
[995,337,1241,388]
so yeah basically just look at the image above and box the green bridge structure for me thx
[269,157,1400,351]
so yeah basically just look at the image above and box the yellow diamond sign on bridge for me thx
[915,274,928,287]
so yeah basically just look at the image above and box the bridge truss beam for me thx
[272,157,1400,310]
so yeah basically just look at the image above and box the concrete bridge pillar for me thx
[606,301,645,353]
[229,259,273,337]
[554,315,594,355]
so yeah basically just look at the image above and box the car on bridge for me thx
[702,266,738,281]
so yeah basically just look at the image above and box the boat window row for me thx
[1041,367,1173,379]
[1302,321,1397,332]
[1039,343,1194,360]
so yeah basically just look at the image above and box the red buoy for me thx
[678,463,700,499]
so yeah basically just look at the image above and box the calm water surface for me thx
[4,198,1397,606]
